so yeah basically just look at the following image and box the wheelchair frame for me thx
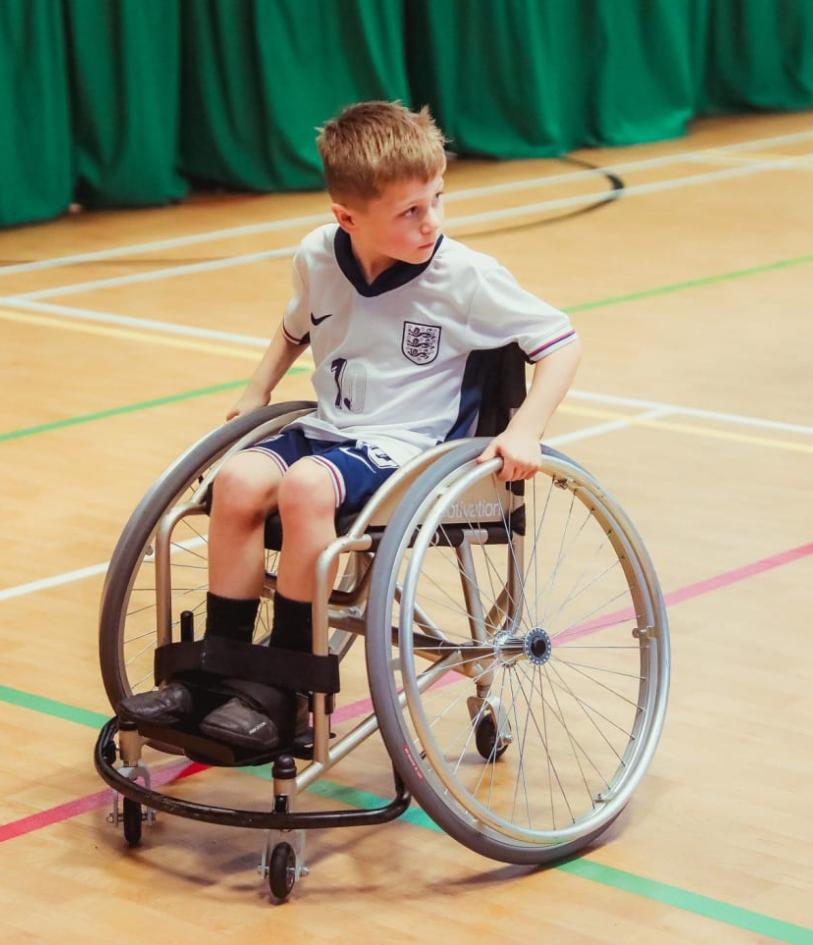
[94,399,670,902]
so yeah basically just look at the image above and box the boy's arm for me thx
[226,324,307,420]
[476,337,582,480]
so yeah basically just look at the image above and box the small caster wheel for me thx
[269,842,296,903]
[102,740,117,766]
[475,713,511,761]
[122,798,142,847]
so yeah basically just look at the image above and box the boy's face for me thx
[332,174,445,270]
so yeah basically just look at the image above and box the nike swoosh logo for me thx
[310,312,335,326]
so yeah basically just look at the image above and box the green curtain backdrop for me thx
[1,0,812,227]
[63,0,187,208]
[0,0,72,226]
[697,0,813,112]
[407,0,698,156]
[180,0,409,191]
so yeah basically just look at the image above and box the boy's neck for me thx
[350,239,396,285]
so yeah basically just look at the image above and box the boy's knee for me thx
[212,453,281,520]
[278,460,336,520]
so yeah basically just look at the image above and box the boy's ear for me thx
[331,202,356,232]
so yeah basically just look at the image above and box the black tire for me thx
[475,714,510,762]
[269,843,296,902]
[99,403,315,710]
[122,798,142,847]
[366,439,669,865]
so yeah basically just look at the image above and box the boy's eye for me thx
[402,207,417,217]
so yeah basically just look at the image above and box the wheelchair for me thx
[94,345,670,903]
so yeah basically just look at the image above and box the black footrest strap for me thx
[154,637,340,694]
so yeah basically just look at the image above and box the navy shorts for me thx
[246,428,399,515]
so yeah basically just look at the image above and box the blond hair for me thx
[317,101,446,204]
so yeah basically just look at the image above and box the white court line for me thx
[0,537,207,602]
[0,561,111,601]
[568,390,813,437]
[4,151,810,305]
[5,298,270,348]
[549,407,675,445]
[1,245,299,301]
[2,128,813,278]
[0,410,662,602]
[443,155,813,229]
[3,297,810,438]
[687,149,813,172]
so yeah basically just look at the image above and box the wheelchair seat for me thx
[262,342,529,550]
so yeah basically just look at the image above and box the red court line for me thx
[0,761,205,843]
[555,540,813,644]
[2,540,811,844]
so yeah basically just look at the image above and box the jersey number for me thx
[330,358,352,410]
[330,358,367,414]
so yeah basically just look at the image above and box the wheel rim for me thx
[386,456,668,848]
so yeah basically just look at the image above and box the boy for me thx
[119,101,582,751]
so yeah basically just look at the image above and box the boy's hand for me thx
[476,430,542,481]
[226,387,270,421]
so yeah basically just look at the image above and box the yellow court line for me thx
[559,403,813,454]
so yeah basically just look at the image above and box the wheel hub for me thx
[491,627,552,666]
[492,630,524,666]
[524,627,552,665]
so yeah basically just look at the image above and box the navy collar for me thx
[334,228,444,297]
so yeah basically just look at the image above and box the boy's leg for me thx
[117,450,284,726]
[268,444,397,650]
[208,451,339,648]
[277,457,339,602]
[208,451,284,599]
[198,458,337,747]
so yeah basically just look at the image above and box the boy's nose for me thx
[423,208,440,232]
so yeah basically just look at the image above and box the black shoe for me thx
[117,681,194,726]
[198,685,308,752]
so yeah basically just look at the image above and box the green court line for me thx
[2,682,811,944]
[0,684,110,729]
[252,768,442,834]
[0,366,307,444]
[558,859,813,945]
[566,250,813,313]
[0,379,247,443]
[3,249,813,445]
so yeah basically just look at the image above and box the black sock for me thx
[205,592,259,643]
[269,592,312,652]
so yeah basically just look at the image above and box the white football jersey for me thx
[281,224,577,465]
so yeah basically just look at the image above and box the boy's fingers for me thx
[477,443,497,463]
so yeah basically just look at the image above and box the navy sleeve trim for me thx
[282,322,310,346]
[527,330,577,362]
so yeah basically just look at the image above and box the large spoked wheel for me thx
[366,439,669,865]
[98,403,315,710]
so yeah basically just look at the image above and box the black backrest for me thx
[472,342,528,437]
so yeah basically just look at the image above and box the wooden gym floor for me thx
[0,109,811,943]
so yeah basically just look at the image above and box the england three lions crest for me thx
[402,321,441,365]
